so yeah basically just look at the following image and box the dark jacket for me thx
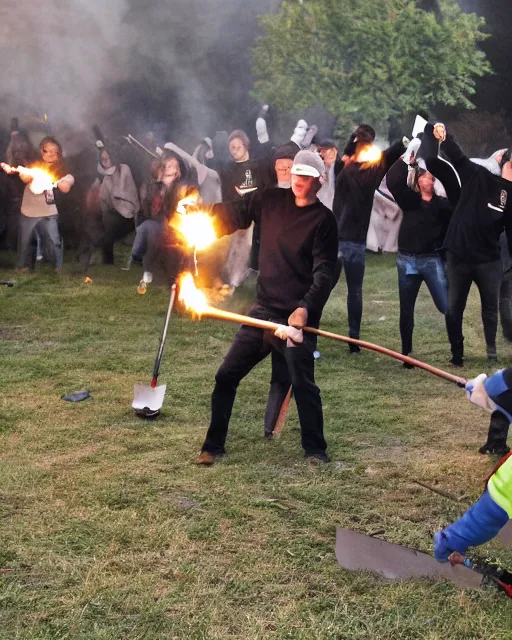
[211,188,338,325]
[386,159,453,255]
[333,140,405,242]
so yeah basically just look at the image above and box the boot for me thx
[479,410,511,456]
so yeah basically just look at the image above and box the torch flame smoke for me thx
[178,272,208,315]
[172,196,217,251]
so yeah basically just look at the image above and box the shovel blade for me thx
[335,528,482,589]
[132,383,167,414]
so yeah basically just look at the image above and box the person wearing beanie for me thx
[272,141,300,189]
[434,369,512,562]
[332,125,406,351]
[193,150,337,466]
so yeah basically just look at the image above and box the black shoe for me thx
[479,443,510,456]
[486,347,498,363]
[449,356,464,368]
[402,361,415,370]
[349,343,361,354]
[264,430,273,439]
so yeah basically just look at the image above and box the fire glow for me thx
[173,196,217,251]
[357,145,382,164]
[1,164,56,195]
[178,272,209,315]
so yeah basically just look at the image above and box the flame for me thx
[357,145,382,164]
[178,272,208,315]
[172,196,217,251]
[19,166,56,195]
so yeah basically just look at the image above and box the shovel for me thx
[132,284,176,418]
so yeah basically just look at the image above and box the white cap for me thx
[291,150,325,178]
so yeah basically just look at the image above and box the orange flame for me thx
[18,166,56,195]
[357,145,382,164]
[172,196,217,251]
[178,272,208,315]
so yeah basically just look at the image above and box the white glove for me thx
[256,117,269,144]
[403,138,421,166]
[290,119,308,147]
[95,140,104,149]
[465,374,497,412]
[274,325,304,347]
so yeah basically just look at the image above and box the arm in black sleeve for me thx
[421,124,462,206]
[382,140,406,171]
[210,190,264,237]
[298,215,338,315]
[386,158,419,211]
[504,208,512,259]
[439,131,477,186]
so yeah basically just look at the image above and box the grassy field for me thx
[1,250,511,639]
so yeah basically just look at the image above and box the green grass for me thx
[1,251,512,639]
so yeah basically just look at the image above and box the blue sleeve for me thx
[434,489,509,561]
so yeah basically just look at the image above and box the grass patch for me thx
[0,252,511,639]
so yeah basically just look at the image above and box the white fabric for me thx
[274,325,304,347]
[317,162,335,210]
[256,117,269,144]
[164,141,221,204]
[466,374,497,412]
[290,119,308,147]
[99,164,139,219]
[366,178,402,253]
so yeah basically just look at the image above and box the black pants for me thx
[102,209,135,264]
[483,410,510,450]
[500,268,512,341]
[202,305,327,457]
[445,252,502,359]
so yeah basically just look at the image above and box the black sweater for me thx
[212,188,338,325]
[333,140,405,242]
[438,133,512,264]
[386,159,453,255]
[220,159,274,201]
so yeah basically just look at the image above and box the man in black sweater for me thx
[431,124,512,366]
[194,150,338,465]
[332,125,405,351]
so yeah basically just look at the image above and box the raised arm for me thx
[385,157,420,212]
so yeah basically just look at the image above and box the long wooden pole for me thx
[200,305,467,387]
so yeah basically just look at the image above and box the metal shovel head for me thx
[132,384,167,418]
[335,528,483,589]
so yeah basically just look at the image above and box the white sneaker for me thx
[142,271,153,284]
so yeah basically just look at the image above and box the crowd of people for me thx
[1,107,512,570]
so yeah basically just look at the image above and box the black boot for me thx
[479,410,511,456]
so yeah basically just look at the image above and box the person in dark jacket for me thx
[332,125,405,351]
[193,151,337,466]
[430,123,512,366]
[386,146,455,363]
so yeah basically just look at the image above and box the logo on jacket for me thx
[501,190,508,209]
[235,169,258,197]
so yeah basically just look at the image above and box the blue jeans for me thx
[17,214,62,270]
[338,240,366,339]
[396,252,448,355]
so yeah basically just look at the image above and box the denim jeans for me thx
[338,240,366,339]
[17,214,62,270]
[131,218,164,272]
[396,252,448,355]
[445,251,502,360]
[202,304,327,457]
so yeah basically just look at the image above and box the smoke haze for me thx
[0,0,279,144]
